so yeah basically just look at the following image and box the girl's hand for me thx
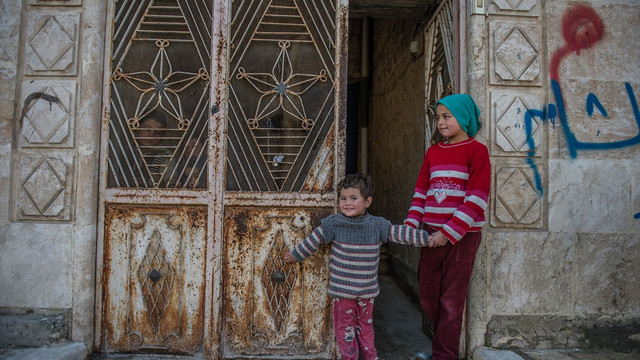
[283,251,297,263]
[429,231,449,247]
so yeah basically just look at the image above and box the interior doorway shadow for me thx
[374,274,432,359]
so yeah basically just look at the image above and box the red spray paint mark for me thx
[550,4,605,81]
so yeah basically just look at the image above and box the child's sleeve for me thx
[290,226,326,261]
[404,151,431,229]
[441,144,491,244]
[388,225,430,247]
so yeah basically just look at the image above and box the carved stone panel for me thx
[100,206,207,354]
[29,0,82,6]
[20,80,76,147]
[489,20,542,86]
[13,151,75,221]
[222,207,334,358]
[490,90,545,155]
[488,0,539,17]
[491,163,545,229]
[24,12,79,75]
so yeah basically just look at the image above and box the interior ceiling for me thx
[349,0,440,19]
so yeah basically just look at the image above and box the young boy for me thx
[284,173,431,360]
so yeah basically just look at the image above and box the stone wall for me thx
[466,0,640,354]
[0,0,105,348]
[367,17,426,303]
[367,0,640,356]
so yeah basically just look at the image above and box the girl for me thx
[404,94,491,360]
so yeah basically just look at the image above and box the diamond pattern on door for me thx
[101,207,206,354]
[223,207,334,358]
[136,229,176,333]
[260,228,299,332]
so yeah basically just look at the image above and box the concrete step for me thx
[0,342,87,360]
[473,347,640,360]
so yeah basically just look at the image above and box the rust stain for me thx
[100,205,207,354]
[222,207,334,357]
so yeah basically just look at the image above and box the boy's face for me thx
[138,117,165,147]
[339,187,372,217]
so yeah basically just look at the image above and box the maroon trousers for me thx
[333,298,378,360]
[419,229,482,360]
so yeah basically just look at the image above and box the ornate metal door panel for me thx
[217,0,348,358]
[97,0,214,355]
[101,206,207,353]
[222,207,333,357]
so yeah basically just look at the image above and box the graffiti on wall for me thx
[523,4,640,221]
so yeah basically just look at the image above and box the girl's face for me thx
[339,187,372,217]
[436,104,469,144]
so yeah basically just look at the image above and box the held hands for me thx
[428,231,448,247]
[283,251,297,263]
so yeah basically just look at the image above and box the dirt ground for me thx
[374,274,432,360]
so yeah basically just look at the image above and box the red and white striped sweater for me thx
[404,138,490,243]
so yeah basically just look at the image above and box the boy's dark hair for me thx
[142,109,168,127]
[337,173,373,199]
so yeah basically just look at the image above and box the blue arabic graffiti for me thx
[524,80,640,195]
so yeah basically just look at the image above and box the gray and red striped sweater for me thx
[290,212,429,299]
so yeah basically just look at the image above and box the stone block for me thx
[485,314,640,351]
[634,161,640,233]
[467,233,489,351]
[12,151,75,221]
[0,311,69,347]
[19,80,77,148]
[488,0,539,17]
[548,159,633,233]
[547,79,640,161]
[546,2,640,83]
[0,223,73,308]
[491,162,545,228]
[485,315,587,349]
[29,0,82,6]
[490,90,546,155]
[574,233,640,315]
[489,19,542,86]
[24,11,80,75]
[488,231,573,315]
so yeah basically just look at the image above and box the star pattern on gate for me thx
[113,39,209,130]
[236,40,327,130]
[111,39,209,187]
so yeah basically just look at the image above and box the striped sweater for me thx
[290,212,429,299]
[404,137,490,244]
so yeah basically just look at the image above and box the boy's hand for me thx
[283,251,297,263]
[428,231,448,247]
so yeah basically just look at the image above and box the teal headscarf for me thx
[435,94,481,137]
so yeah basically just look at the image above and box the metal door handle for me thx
[272,270,285,284]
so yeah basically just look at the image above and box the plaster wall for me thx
[367,17,426,304]
[368,0,640,356]
[467,0,640,353]
[0,0,105,347]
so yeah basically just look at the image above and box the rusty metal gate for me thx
[96,0,347,358]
